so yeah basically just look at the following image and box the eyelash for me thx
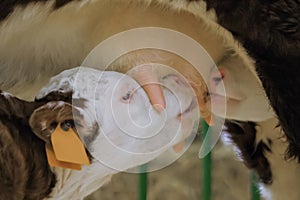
[122,91,131,101]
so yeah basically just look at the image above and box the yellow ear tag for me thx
[50,124,90,166]
[45,143,82,170]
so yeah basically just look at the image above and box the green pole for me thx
[250,171,260,200]
[201,119,212,200]
[138,165,148,200]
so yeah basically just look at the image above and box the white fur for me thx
[47,164,114,199]
[38,67,199,199]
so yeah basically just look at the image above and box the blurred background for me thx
[85,136,253,200]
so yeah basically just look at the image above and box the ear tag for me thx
[45,143,82,170]
[50,124,90,167]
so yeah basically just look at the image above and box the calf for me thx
[0,0,252,124]
[0,67,199,199]
[206,0,300,161]
[206,42,300,199]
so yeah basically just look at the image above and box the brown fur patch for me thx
[0,90,82,199]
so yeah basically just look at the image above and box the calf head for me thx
[33,67,200,172]
[207,54,274,122]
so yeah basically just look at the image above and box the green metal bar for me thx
[250,171,260,200]
[138,165,148,200]
[201,119,212,200]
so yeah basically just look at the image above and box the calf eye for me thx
[121,91,131,102]
[60,120,75,131]
[213,77,223,83]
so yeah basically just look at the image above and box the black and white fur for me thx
[0,0,299,199]
[223,118,300,200]
[206,0,300,161]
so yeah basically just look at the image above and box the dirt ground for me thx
[85,136,258,200]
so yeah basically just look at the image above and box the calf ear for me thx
[35,90,73,104]
[29,101,74,143]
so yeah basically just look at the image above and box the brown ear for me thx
[29,101,75,143]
